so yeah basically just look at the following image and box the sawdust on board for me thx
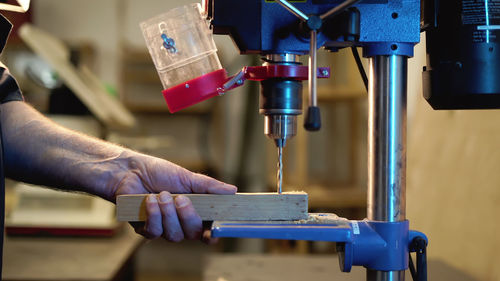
[294,213,349,224]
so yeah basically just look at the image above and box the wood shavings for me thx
[294,213,349,225]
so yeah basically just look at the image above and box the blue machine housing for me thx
[208,0,420,57]
[212,217,428,272]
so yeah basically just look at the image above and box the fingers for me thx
[202,229,219,245]
[136,156,237,195]
[174,195,203,240]
[139,193,185,241]
[138,192,205,242]
[141,195,163,239]
[182,171,237,195]
[158,192,185,242]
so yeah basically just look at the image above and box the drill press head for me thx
[260,54,303,148]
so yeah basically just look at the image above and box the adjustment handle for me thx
[304,106,321,131]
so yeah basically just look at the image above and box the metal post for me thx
[367,55,408,281]
[308,30,318,108]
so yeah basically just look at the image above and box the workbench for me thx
[2,225,143,281]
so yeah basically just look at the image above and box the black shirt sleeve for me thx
[0,14,23,104]
[0,62,24,104]
[0,12,23,280]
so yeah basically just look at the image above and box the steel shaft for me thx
[367,55,408,281]
[277,146,283,193]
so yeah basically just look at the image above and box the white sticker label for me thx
[478,25,500,30]
[352,221,360,235]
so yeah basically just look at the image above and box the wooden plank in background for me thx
[117,192,308,222]
[19,24,136,128]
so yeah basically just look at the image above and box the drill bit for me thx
[277,146,283,194]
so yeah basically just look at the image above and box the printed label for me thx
[463,0,500,25]
[463,0,500,43]
[352,221,360,235]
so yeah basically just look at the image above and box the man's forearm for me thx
[0,101,238,242]
[0,101,130,201]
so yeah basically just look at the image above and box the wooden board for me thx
[116,192,308,221]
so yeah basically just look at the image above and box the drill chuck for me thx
[264,115,297,147]
[260,78,302,147]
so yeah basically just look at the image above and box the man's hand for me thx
[111,153,237,242]
[0,101,237,243]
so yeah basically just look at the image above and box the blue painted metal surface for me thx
[357,1,420,45]
[212,213,353,242]
[363,42,415,57]
[356,221,409,271]
[210,0,420,56]
[212,214,426,272]
[409,230,428,247]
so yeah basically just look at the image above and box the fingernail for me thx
[147,194,157,203]
[175,195,189,208]
[159,192,172,203]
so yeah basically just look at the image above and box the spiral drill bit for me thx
[277,146,283,194]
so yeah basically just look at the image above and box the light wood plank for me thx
[117,192,308,221]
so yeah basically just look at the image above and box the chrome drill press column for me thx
[366,55,408,281]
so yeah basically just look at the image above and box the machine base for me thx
[212,213,427,273]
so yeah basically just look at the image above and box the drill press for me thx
[141,0,500,280]
[207,1,423,280]
[145,1,425,280]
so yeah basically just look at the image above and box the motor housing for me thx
[422,0,500,109]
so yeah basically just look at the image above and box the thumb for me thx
[177,168,237,194]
